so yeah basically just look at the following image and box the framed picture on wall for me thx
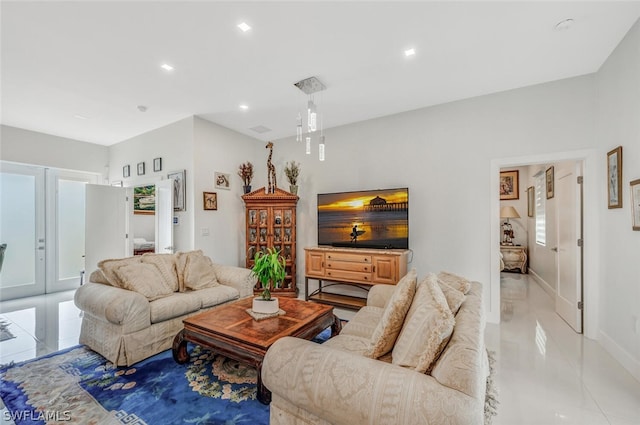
[607,146,623,209]
[631,179,640,231]
[499,170,519,200]
[168,170,186,211]
[215,172,231,190]
[203,192,217,211]
[137,162,145,176]
[546,166,554,199]
[527,186,534,217]
[133,185,155,215]
[123,165,130,178]
[153,157,162,172]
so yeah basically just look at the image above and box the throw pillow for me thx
[364,268,418,359]
[89,269,111,286]
[437,271,472,294]
[114,262,174,301]
[141,253,179,292]
[98,256,142,288]
[438,279,466,315]
[175,250,205,292]
[392,273,455,373]
[184,253,219,291]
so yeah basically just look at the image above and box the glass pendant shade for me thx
[319,136,325,161]
[305,136,311,155]
[296,113,303,142]
[307,100,317,133]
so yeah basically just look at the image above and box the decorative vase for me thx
[243,185,252,194]
[252,297,279,314]
[289,185,298,195]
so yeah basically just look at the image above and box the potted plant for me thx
[238,162,254,194]
[283,161,300,195]
[251,247,286,314]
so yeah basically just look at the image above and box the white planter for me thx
[252,297,279,314]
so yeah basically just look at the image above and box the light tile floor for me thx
[1,277,639,424]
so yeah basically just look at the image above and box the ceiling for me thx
[2,1,640,146]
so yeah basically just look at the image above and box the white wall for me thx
[596,18,640,380]
[192,117,262,265]
[108,117,195,252]
[1,125,108,175]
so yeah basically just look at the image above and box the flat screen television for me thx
[317,187,409,249]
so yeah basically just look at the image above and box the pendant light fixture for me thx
[294,76,326,160]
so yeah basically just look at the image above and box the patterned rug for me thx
[0,327,333,425]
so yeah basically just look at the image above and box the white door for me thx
[155,179,174,253]
[85,185,132,274]
[0,163,46,300]
[555,163,583,333]
[46,169,98,292]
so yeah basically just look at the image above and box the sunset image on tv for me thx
[317,188,409,249]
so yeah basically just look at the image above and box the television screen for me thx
[317,188,409,249]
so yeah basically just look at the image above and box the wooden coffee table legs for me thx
[172,329,189,363]
[331,313,342,337]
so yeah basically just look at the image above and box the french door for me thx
[0,162,98,301]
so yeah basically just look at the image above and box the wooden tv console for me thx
[304,246,410,310]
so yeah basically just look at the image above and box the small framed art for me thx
[607,146,623,209]
[631,179,640,231]
[215,172,231,190]
[123,165,130,178]
[137,162,145,176]
[500,170,519,200]
[153,157,162,172]
[546,166,554,199]
[168,170,186,211]
[203,192,217,210]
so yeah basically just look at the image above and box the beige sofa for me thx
[263,271,492,425]
[75,251,256,366]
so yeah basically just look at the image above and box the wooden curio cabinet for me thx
[242,187,299,298]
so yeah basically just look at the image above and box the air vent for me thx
[250,125,271,134]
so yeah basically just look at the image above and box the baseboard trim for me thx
[528,268,555,298]
[599,330,640,384]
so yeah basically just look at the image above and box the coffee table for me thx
[172,297,341,404]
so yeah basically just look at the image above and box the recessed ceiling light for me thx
[160,63,174,71]
[404,48,416,57]
[239,104,249,110]
[237,22,251,32]
[555,18,574,31]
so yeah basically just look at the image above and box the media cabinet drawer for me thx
[325,269,372,283]
[325,252,372,264]
[326,261,371,273]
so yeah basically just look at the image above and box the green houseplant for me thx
[238,161,254,194]
[283,161,300,195]
[251,248,286,313]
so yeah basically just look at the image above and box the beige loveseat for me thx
[263,270,493,425]
[75,250,256,366]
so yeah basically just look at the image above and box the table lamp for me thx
[500,206,520,245]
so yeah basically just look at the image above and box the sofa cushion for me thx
[438,279,466,315]
[184,253,219,290]
[98,256,142,287]
[149,292,202,323]
[437,271,472,294]
[392,273,455,373]
[114,262,175,301]
[197,285,240,308]
[365,269,417,359]
[89,269,111,286]
[140,253,179,292]
[324,334,372,356]
[340,306,384,340]
[176,250,217,292]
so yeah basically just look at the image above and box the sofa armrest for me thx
[366,283,397,308]
[263,337,482,425]
[74,282,150,332]
[211,263,256,298]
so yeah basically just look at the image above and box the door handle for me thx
[551,247,558,252]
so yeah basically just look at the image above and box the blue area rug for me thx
[0,327,333,425]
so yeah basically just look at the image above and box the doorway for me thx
[0,162,98,301]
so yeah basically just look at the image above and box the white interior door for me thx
[155,179,174,253]
[555,163,583,333]
[85,184,132,274]
[46,169,98,292]
[0,163,46,300]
